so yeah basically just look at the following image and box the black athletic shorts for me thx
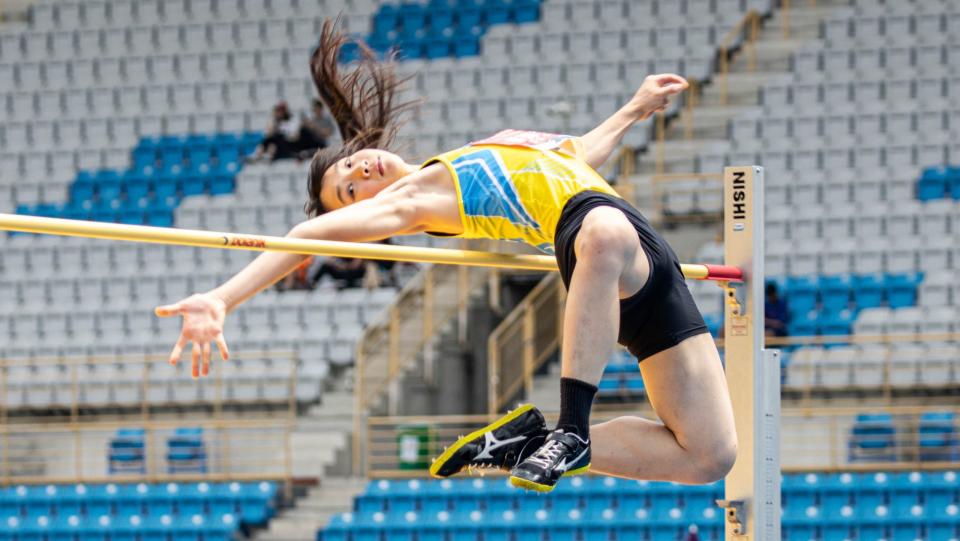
[554,191,708,362]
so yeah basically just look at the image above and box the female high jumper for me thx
[156,20,737,493]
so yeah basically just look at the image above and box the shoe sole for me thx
[508,464,592,493]
[429,404,538,479]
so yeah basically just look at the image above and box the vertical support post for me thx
[720,166,780,541]
[522,308,535,400]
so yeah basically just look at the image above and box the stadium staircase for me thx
[631,0,848,179]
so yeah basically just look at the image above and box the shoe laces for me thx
[526,439,565,469]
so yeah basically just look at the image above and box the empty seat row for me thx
[1,371,324,408]
[766,175,960,206]
[821,10,960,47]
[731,109,958,146]
[724,144,960,176]
[535,0,767,31]
[24,0,366,32]
[765,201,960,239]
[767,238,956,277]
[792,43,960,80]
[0,76,314,120]
[785,343,958,389]
[3,20,327,64]
[761,77,960,112]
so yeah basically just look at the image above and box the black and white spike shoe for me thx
[429,404,548,478]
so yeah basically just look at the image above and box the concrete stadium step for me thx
[254,477,367,541]
[667,105,764,140]
[636,139,732,174]
[291,389,356,478]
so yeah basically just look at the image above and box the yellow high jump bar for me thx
[0,213,742,280]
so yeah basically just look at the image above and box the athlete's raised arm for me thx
[580,74,689,170]
[154,176,432,378]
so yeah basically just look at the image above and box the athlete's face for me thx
[319,149,413,212]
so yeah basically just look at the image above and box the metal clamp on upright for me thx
[716,499,746,536]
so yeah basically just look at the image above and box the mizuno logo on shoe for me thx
[556,446,590,473]
[475,432,527,461]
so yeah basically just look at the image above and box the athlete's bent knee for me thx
[576,209,637,263]
[691,437,737,484]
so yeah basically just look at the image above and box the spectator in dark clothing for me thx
[295,100,335,159]
[248,101,299,163]
[684,525,700,541]
[311,256,367,290]
[764,281,789,337]
[276,256,315,291]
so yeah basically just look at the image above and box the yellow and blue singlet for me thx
[421,130,621,255]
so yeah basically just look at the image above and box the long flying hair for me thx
[304,18,417,217]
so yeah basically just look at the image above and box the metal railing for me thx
[0,351,297,485]
[364,404,959,478]
[487,273,566,415]
[353,240,508,474]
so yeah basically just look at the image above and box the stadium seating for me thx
[319,473,960,541]
[0,480,278,539]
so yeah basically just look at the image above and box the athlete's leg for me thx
[589,333,737,484]
[560,206,650,385]
[510,206,651,491]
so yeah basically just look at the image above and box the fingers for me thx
[215,334,230,362]
[202,342,211,377]
[169,335,187,366]
[191,342,200,379]
[654,73,689,88]
[155,303,182,317]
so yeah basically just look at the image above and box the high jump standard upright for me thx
[718,166,780,541]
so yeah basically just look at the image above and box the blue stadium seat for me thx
[79,515,113,541]
[785,275,819,317]
[821,524,854,541]
[849,415,897,462]
[50,515,82,541]
[818,309,854,338]
[95,170,123,202]
[373,5,400,35]
[930,523,959,541]
[204,514,239,541]
[86,484,119,518]
[819,274,852,313]
[428,9,454,31]
[919,412,959,461]
[453,29,482,57]
[483,0,511,25]
[917,166,955,201]
[159,138,188,171]
[122,170,152,201]
[884,273,923,309]
[237,482,277,525]
[787,310,818,337]
[116,483,151,518]
[111,515,144,541]
[141,515,175,541]
[783,524,816,541]
[890,523,922,541]
[167,428,208,474]
[71,172,97,203]
[210,163,239,195]
[399,3,427,35]
[852,274,885,310]
[425,35,453,59]
[512,0,541,24]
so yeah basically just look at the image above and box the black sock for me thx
[556,377,597,439]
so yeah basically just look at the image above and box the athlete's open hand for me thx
[155,293,230,379]
[630,74,690,120]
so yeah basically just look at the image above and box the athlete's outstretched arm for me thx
[581,74,689,170]
[155,181,429,377]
